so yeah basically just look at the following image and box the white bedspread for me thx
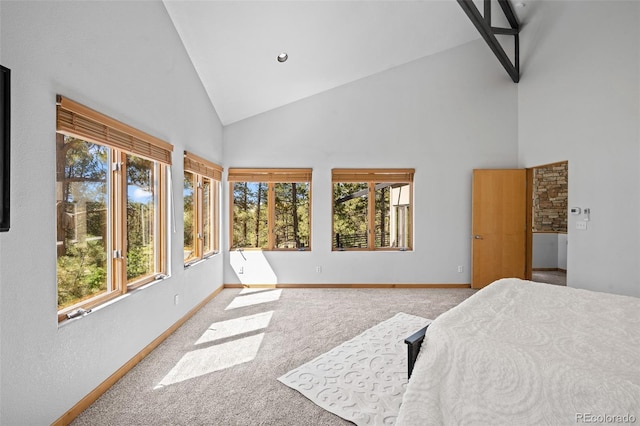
[396,278,640,425]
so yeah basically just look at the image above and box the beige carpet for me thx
[532,270,567,286]
[72,287,475,425]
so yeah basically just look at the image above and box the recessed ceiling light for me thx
[277,52,288,63]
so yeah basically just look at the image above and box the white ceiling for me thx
[163,1,499,125]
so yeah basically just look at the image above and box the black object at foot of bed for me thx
[404,324,428,378]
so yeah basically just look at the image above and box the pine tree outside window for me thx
[332,169,414,251]
[229,168,312,251]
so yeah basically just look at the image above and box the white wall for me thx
[532,233,568,270]
[558,233,568,270]
[223,40,519,285]
[518,1,640,296]
[532,233,558,269]
[0,1,223,424]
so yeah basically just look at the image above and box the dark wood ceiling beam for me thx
[498,0,520,30]
[491,27,518,36]
[457,0,520,83]
[484,0,491,26]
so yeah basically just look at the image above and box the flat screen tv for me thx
[0,65,10,232]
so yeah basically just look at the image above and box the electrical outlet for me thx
[576,221,587,230]
[316,266,322,273]
[457,265,464,273]
[174,294,179,305]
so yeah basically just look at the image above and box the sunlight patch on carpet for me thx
[278,312,430,425]
[195,311,274,345]
[225,289,282,310]
[155,333,264,389]
[239,287,276,295]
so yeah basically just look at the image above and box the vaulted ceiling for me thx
[163,1,525,125]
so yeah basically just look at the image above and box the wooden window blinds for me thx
[184,151,223,180]
[228,168,312,183]
[56,95,173,164]
[331,168,415,183]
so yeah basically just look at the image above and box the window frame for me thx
[183,151,223,265]
[56,96,172,322]
[331,168,414,251]
[228,168,312,251]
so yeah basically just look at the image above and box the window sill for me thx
[58,274,170,327]
[184,258,206,269]
[332,248,413,252]
[184,252,220,269]
[230,248,311,252]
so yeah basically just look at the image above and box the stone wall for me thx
[533,162,568,232]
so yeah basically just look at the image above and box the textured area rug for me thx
[278,312,430,425]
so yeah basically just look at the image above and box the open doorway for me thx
[528,161,568,286]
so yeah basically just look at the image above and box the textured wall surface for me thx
[533,162,568,232]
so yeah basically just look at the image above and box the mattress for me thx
[396,278,640,425]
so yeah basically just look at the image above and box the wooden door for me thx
[472,169,527,289]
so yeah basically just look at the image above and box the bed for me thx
[397,278,640,425]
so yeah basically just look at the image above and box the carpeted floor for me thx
[532,270,567,286]
[71,287,476,425]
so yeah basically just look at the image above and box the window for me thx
[56,96,172,321]
[332,168,414,251]
[229,168,311,250]
[184,151,222,264]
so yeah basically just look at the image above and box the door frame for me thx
[525,160,569,283]
[525,167,533,281]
